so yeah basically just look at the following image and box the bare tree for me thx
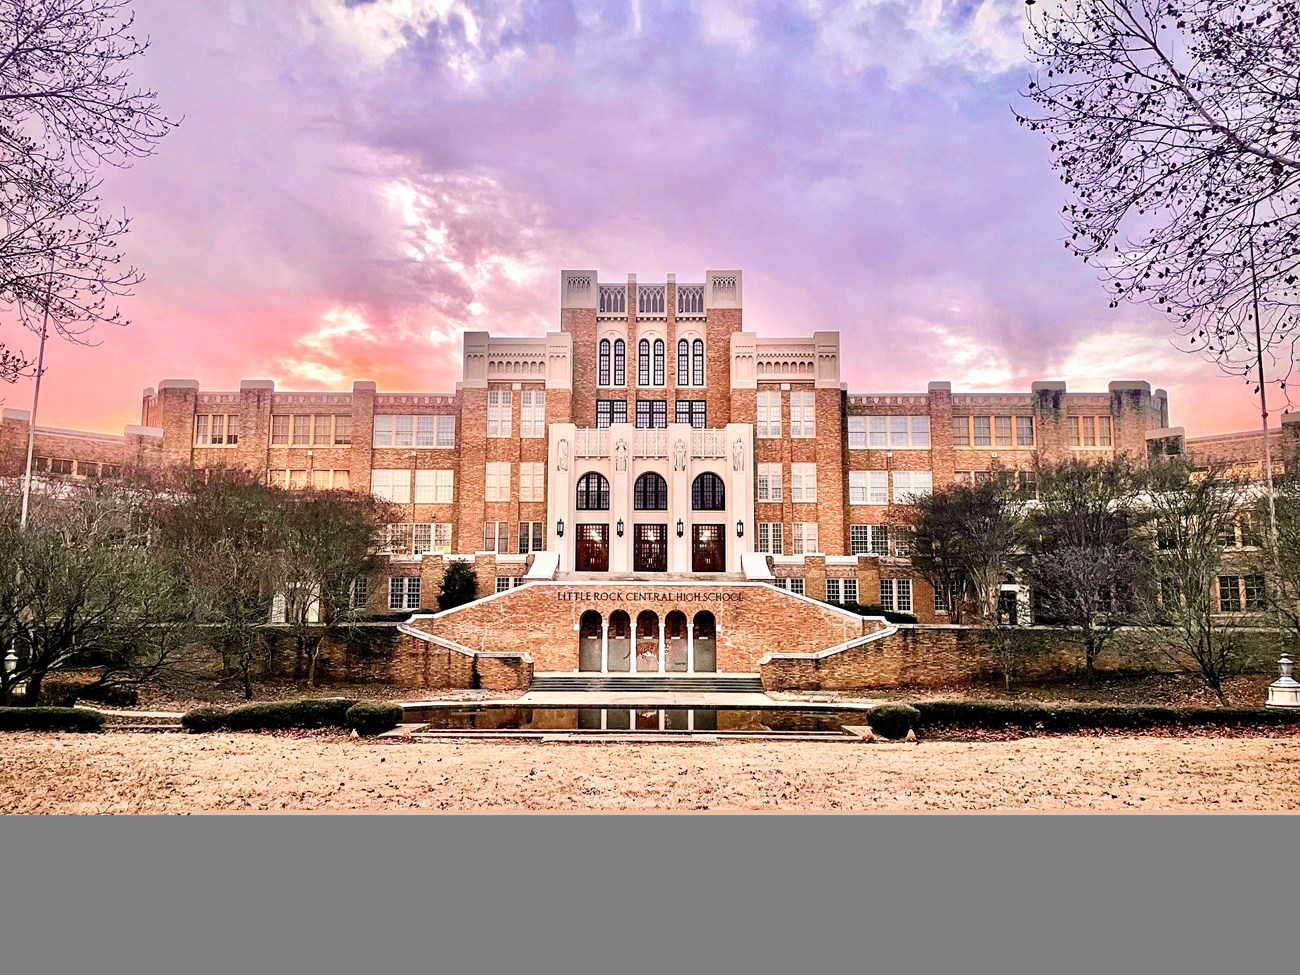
[268,487,394,687]
[1029,456,1151,678]
[1258,473,1300,650]
[0,473,193,705]
[1,0,178,382]
[150,469,282,700]
[1018,1,1300,403]
[1136,458,1259,702]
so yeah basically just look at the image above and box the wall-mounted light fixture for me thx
[736,519,745,538]
[676,519,685,538]
[557,519,565,538]
[616,518,625,537]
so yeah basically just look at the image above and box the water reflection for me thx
[406,707,856,735]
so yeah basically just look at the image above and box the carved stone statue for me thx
[673,438,687,472]
[732,437,745,472]
[615,438,628,472]
[557,438,569,472]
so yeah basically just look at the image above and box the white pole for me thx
[19,263,55,532]
[1247,230,1279,553]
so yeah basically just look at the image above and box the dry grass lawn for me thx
[3,731,1299,813]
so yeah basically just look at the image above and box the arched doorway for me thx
[691,473,726,573]
[636,610,660,673]
[607,610,631,672]
[579,610,602,672]
[693,611,717,672]
[664,610,689,673]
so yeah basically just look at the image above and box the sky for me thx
[0,0,1275,437]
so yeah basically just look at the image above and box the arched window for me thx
[613,338,626,386]
[677,339,690,386]
[598,339,611,386]
[638,339,650,386]
[576,472,610,510]
[653,339,665,386]
[692,472,725,511]
[692,339,705,386]
[634,472,668,510]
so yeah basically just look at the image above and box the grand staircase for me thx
[529,673,765,694]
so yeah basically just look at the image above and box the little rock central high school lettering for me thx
[555,590,744,603]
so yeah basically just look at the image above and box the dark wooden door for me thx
[634,523,667,572]
[575,524,609,572]
[692,524,725,573]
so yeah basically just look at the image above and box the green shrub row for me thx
[867,703,921,739]
[910,700,1300,732]
[40,678,139,709]
[841,602,919,625]
[180,698,403,735]
[0,707,106,733]
[181,698,358,733]
[345,702,404,736]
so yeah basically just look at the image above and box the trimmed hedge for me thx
[41,678,139,709]
[0,707,106,733]
[868,703,921,740]
[181,706,229,733]
[345,702,404,736]
[912,700,1300,732]
[181,698,357,733]
[841,602,919,625]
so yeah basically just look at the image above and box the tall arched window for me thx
[653,339,665,386]
[677,339,690,386]
[576,472,611,511]
[692,339,705,386]
[613,339,626,386]
[638,339,650,386]
[598,339,611,386]
[692,472,725,511]
[634,472,668,510]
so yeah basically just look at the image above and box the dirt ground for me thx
[3,731,1298,813]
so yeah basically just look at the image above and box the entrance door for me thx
[634,523,668,572]
[692,524,726,573]
[575,524,609,572]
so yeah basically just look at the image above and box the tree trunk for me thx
[241,658,253,701]
[305,637,323,687]
[1084,633,1097,684]
[24,671,44,707]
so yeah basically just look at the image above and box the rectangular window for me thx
[848,415,867,449]
[596,400,628,428]
[757,463,783,502]
[495,577,524,594]
[487,390,512,438]
[373,415,394,447]
[880,579,913,613]
[350,577,369,610]
[874,415,931,448]
[952,416,969,447]
[371,469,410,504]
[272,415,290,445]
[519,462,545,502]
[193,414,209,446]
[789,577,805,596]
[210,415,226,446]
[994,416,1013,447]
[756,391,782,438]
[415,415,438,448]
[868,470,889,505]
[1017,471,1037,497]
[380,524,411,555]
[790,463,817,503]
[934,584,950,613]
[334,415,351,445]
[394,415,414,448]
[1218,576,1242,612]
[292,415,311,446]
[790,392,815,437]
[675,400,707,428]
[1243,574,1266,610]
[825,579,841,604]
[849,472,868,505]
[485,462,511,502]
[1016,416,1034,447]
[520,390,546,438]
[313,415,332,446]
[843,579,859,604]
[518,521,545,554]
[411,523,452,555]
[635,399,667,429]
[973,416,991,447]
[893,471,933,502]
[414,469,454,504]
[849,525,870,555]
[435,415,455,448]
[482,522,511,553]
[757,522,784,554]
[1098,415,1113,447]
[388,577,421,610]
[792,522,819,555]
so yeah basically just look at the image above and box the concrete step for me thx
[530,675,765,694]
